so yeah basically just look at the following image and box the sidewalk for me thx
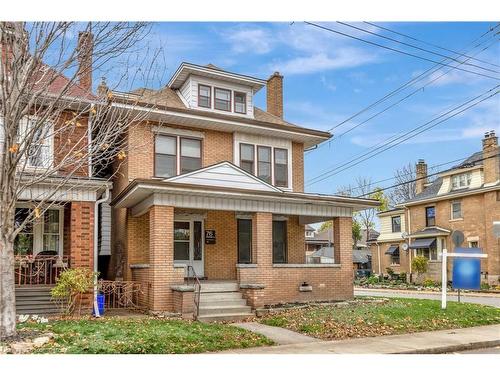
[224,324,500,354]
[355,287,499,297]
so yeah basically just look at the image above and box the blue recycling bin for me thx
[93,293,105,316]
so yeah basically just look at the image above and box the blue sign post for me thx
[452,247,482,291]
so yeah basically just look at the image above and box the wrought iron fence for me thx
[14,255,69,286]
[97,280,148,310]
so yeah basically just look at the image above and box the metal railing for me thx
[14,255,69,286]
[97,280,148,310]
[186,265,201,319]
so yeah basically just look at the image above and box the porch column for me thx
[253,212,273,268]
[148,205,176,311]
[333,216,354,299]
[68,201,94,271]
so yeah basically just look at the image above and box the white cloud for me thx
[226,28,274,54]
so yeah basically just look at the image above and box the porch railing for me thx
[186,265,201,319]
[14,255,69,286]
[97,280,148,310]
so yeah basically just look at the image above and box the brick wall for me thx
[67,201,94,270]
[287,216,305,263]
[292,142,304,192]
[370,242,410,276]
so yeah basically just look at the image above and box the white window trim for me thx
[450,200,463,220]
[15,204,64,256]
[233,134,293,191]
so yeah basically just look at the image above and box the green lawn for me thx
[260,298,500,340]
[18,317,272,354]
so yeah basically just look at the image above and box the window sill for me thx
[449,218,464,222]
[129,263,150,269]
[236,263,257,268]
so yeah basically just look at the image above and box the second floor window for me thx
[425,206,436,227]
[240,143,255,174]
[274,148,288,187]
[214,88,231,111]
[198,85,211,108]
[391,216,401,232]
[234,92,246,114]
[451,201,462,220]
[155,135,202,177]
[257,146,272,184]
[19,118,53,169]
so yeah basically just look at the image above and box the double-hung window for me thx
[391,216,401,232]
[240,143,255,174]
[237,219,252,264]
[425,206,436,227]
[257,146,272,184]
[274,148,288,187]
[452,172,472,189]
[155,135,202,177]
[234,92,246,114]
[14,208,34,255]
[198,85,211,108]
[19,117,53,169]
[272,220,287,264]
[214,88,231,111]
[451,201,462,220]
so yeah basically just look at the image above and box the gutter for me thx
[93,187,110,318]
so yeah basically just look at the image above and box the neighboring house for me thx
[370,132,500,285]
[309,246,335,264]
[1,30,111,313]
[108,62,378,318]
[305,228,334,260]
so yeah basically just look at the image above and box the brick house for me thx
[370,132,500,285]
[1,30,111,313]
[108,62,378,319]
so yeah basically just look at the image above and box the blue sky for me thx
[120,22,500,196]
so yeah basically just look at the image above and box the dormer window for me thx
[234,92,247,114]
[214,87,231,111]
[451,172,472,189]
[198,85,211,108]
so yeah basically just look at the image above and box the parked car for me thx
[355,269,372,278]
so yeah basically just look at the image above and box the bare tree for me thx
[388,162,417,204]
[337,176,388,246]
[0,22,165,338]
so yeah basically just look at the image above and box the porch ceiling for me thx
[111,179,379,218]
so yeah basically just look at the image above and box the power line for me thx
[364,21,500,69]
[355,152,500,198]
[307,85,500,186]
[337,21,500,74]
[304,23,499,143]
[304,22,500,81]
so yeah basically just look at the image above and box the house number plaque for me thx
[205,230,216,244]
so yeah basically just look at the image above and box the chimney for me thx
[415,159,428,195]
[267,71,283,119]
[77,31,93,91]
[482,130,499,184]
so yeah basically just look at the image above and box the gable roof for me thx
[165,161,282,192]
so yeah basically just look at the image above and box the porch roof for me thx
[111,178,379,218]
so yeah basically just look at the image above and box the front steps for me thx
[197,281,254,322]
[15,286,61,315]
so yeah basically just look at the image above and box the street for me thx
[453,346,500,354]
[354,288,500,308]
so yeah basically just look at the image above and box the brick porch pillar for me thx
[68,201,95,271]
[148,205,181,312]
[253,212,273,268]
[333,216,354,299]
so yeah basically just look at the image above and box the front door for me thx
[173,220,204,278]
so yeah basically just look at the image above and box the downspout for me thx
[87,104,94,177]
[406,206,412,278]
[93,187,110,318]
[376,241,381,275]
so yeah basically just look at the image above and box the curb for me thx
[355,288,499,298]
[396,339,500,354]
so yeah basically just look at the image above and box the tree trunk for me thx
[0,236,16,338]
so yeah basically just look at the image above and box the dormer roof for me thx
[167,62,266,91]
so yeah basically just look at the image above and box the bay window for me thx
[214,87,231,111]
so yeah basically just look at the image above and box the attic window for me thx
[234,92,246,114]
[214,88,231,111]
[198,85,211,108]
[451,172,472,189]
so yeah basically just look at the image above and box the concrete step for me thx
[199,299,247,307]
[197,312,255,323]
[16,305,61,315]
[198,305,252,316]
[200,282,239,293]
[198,291,243,301]
[16,299,57,306]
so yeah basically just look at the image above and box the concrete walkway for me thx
[355,288,500,308]
[232,322,321,345]
[224,324,500,354]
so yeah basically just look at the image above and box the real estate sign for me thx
[452,247,482,290]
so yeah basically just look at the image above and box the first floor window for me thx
[272,220,287,264]
[391,252,400,265]
[174,222,190,261]
[274,148,288,187]
[237,219,252,264]
[180,138,202,174]
[14,208,34,255]
[43,209,60,253]
[257,146,272,184]
[155,135,177,177]
[415,239,439,261]
[240,143,255,174]
[451,201,462,219]
[469,241,479,248]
